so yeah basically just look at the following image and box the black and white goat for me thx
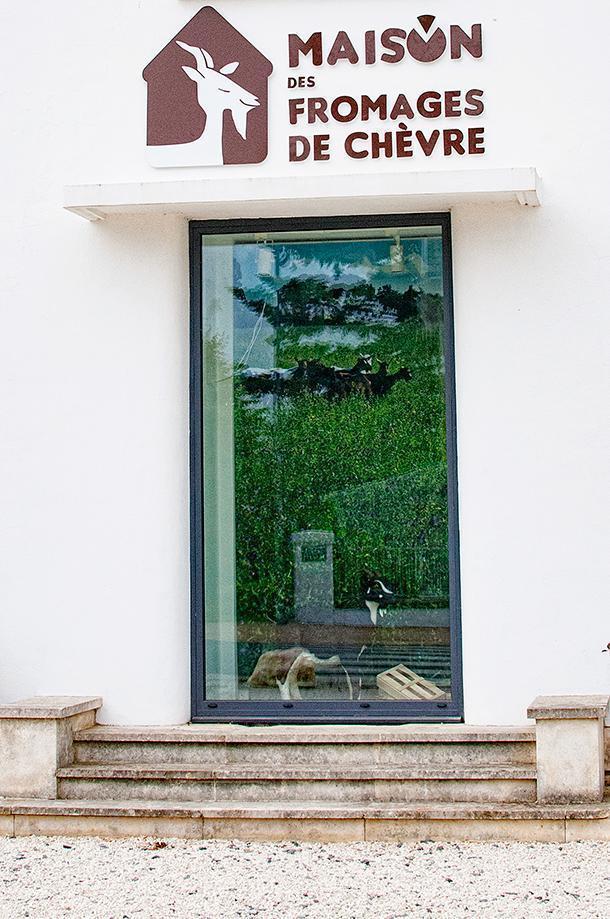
[361,570,397,626]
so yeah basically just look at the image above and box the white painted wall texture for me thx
[1,1,608,723]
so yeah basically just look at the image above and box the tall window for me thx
[191,215,461,720]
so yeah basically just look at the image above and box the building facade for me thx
[2,0,609,727]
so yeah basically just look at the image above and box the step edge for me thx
[3,798,609,822]
[73,727,536,745]
[57,765,537,781]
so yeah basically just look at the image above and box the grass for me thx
[233,318,450,621]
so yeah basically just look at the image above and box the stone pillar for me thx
[0,696,101,799]
[292,530,334,621]
[528,695,609,804]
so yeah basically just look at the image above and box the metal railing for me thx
[334,544,449,608]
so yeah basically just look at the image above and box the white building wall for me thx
[1,0,608,723]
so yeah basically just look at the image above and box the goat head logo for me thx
[143,6,273,167]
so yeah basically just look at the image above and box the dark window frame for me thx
[189,213,463,723]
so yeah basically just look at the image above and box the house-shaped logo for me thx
[143,6,273,167]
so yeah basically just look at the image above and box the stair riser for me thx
[73,741,535,767]
[58,777,536,804]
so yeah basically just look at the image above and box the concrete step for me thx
[73,724,536,767]
[57,762,537,804]
[2,797,610,842]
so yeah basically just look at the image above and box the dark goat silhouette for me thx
[240,355,412,400]
[369,362,414,397]
[240,360,310,397]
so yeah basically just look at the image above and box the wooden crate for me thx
[376,664,445,701]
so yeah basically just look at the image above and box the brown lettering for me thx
[289,98,305,125]
[362,95,388,120]
[416,130,440,156]
[390,94,415,120]
[468,127,485,154]
[345,132,369,159]
[444,129,465,155]
[330,96,359,122]
[289,33,323,68]
[380,29,406,63]
[313,134,331,160]
[444,90,462,117]
[465,89,485,116]
[396,130,413,157]
[451,24,483,59]
[308,98,329,123]
[418,92,442,118]
[289,136,310,161]
[371,132,393,158]
[364,30,376,65]
[407,27,447,62]
[328,31,359,65]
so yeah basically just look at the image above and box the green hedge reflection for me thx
[234,316,449,622]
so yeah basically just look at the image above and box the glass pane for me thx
[201,224,452,704]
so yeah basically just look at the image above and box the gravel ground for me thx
[0,836,609,918]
